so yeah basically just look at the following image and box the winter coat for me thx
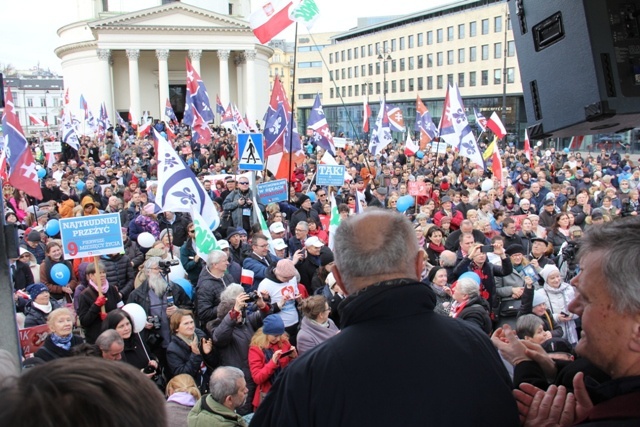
[289,207,321,232]
[430,284,453,316]
[296,316,339,355]
[129,214,160,241]
[547,229,571,255]
[11,259,34,291]
[180,239,203,286]
[542,282,579,345]
[187,394,248,427]
[222,189,260,230]
[195,269,235,327]
[39,257,78,302]
[250,280,519,426]
[123,238,145,270]
[102,253,136,301]
[80,195,100,215]
[451,256,513,310]
[77,284,122,344]
[166,329,218,391]
[34,334,84,362]
[518,285,564,339]
[58,199,76,218]
[295,254,321,291]
[455,295,493,335]
[242,253,280,290]
[248,339,294,409]
[159,213,191,247]
[433,208,464,230]
[23,299,62,328]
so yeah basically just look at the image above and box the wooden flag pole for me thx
[93,256,106,316]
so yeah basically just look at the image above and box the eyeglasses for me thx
[19,254,30,258]
[238,182,249,185]
[188,229,195,233]
[318,193,326,197]
[295,228,305,232]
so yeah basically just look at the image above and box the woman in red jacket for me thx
[248,315,297,410]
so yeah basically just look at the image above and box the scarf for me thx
[177,332,197,347]
[51,332,73,350]
[33,301,53,314]
[89,278,110,294]
[428,242,445,254]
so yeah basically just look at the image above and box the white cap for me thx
[217,240,230,250]
[272,238,287,250]
[269,222,285,233]
[305,236,324,248]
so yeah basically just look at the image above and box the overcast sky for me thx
[0,0,454,74]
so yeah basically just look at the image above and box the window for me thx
[368,82,373,94]
[368,64,373,76]
[298,93,315,100]
[447,74,454,86]
[427,31,433,45]
[409,57,414,70]
[348,67,353,78]
[391,39,396,51]
[437,75,443,89]
[469,71,477,86]
[348,86,352,97]
[27,98,33,107]
[361,46,365,57]
[469,46,477,62]
[329,53,333,64]
[399,58,405,71]
[482,70,488,85]
[361,65,366,76]
[348,49,352,60]
[418,55,424,69]
[354,67,359,78]
[494,42,502,59]
[368,44,373,56]
[330,88,334,98]
[481,44,489,60]
[507,40,515,57]
[400,80,405,93]
[341,50,345,61]
[507,67,515,83]
[458,24,465,39]
[419,77,425,91]
[336,87,340,97]
[437,52,443,66]
[426,76,432,90]
[458,48,465,63]
[342,86,346,96]
[495,16,502,33]
[298,77,322,83]
[408,35,414,48]
[447,50,454,65]
[447,26,454,41]
[341,68,345,79]
[334,70,338,80]
[384,81,388,94]
[426,54,432,68]
[470,21,477,37]
[482,19,489,35]
[391,60,396,72]
[40,98,46,107]
[383,40,388,52]
[408,78,414,91]
[399,37,405,50]
[299,61,322,68]
[355,85,359,96]
[354,48,358,59]
[437,28,443,43]
[458,72,465,87]
[494,69,502,84]
[417,33,424,47]
[376,62,381,75]
[376,82,381,94]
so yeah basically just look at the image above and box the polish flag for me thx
[28,114,47,127]
[362,97,371,133]
[0,150,8,181]
[523,129,533,163]
[404,132,419,156]
[241,269,254,289]
[249,0,294,44]
[486,112,507,139]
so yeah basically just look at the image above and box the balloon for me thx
[416,151,424,159]
[122,303,147,333]
[173,278,193,300]
[306,192,316,202]
[564,147,570,153]
[481,179,494,192]
[545,150,552,157]
[168,264,187,283]
[396,195,415,213]
[50,263,71,286]
[536,140,543,147]
[459,272,481,285]
[37,168,47,179]
[76,180,86,191]
[45,219,60,236]
[137,232,155,248]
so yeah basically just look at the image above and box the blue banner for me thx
[256,179,289,204]
[316,164,346,187]
[59,213,124,259]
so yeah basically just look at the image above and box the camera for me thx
[159,259,180,268]
[246,291,260,303]
[148,315,161,330]
[143,365,157,375]
[480,245,494,253]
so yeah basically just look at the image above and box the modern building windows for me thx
[494,42,502,59]
[482,19,489,35]
[481,44,489,60]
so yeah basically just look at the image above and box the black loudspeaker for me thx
[509,0,640,139]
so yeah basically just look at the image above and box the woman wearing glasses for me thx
[296,295,339,356]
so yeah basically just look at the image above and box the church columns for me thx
[234,52,246,116]
[156,49,170,120]
[96,48,113,118]
[126,49,141,124]
[244,49,257,125]
[218,49,230,107]
[189,49,202,75]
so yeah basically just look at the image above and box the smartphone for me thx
[480,245,494,253]
[281,349,294,357]
[561,311,570,316]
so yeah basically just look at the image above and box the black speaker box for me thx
[509,0,640,139]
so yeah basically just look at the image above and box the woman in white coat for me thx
[539,264,579,345]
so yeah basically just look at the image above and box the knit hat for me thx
[145,248,165,260]
[27,283,49,300]
[540,264,560,282]
[262,314,285,336]
[143,203,156,215]
[274,259,298,280]
[27,230,41,242]
[226,227,245,240]
[505,244,525,256]
[532,289,547,307]
[319,249,334,266]
[297,194,311,206]
[427,266,445,284]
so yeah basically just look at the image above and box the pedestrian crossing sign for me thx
[237,133,264,171]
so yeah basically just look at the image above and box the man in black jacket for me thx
[251,210,519,426]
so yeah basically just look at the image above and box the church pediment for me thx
[90,2,250,31]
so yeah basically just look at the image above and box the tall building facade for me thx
[4,76,64,136]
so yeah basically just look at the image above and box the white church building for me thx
[55,0,273,124]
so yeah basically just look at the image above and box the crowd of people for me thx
[2,121,640,425]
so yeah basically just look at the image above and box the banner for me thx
[59,213,124,259]
[316,164,345,187]
[257,179,289,204]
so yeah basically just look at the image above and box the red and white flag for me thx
[0,150,8,182]
[404,132,419,156]
[569,135,584,150]
[249,0,294,44]
[362,97,371,133]
[486,112,507,139]
[28,114,47,127]
[241,269,254,289]
[487,137,505,188]
[523,129,533,163]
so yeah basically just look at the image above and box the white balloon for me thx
[137,232,155,248]
[536,140,543,147]
[545,150,551,157]
[481,179,494,192]
[122,303,147,333]
[168,263,187,282]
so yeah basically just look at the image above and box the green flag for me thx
[253,196,272,240]
[192,208,219,258]
[328,192,341,250]
[289,0,320,30]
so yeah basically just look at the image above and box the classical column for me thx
[234,53,246,115]
[96,48,113,118]
[126,49,141,124]
[156,49,170,120]
[218,49,230,108]
[189,49,202,74]
[244,49,257,125]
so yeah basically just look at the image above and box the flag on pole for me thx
[289,0,320,29]
[415,95,438,148]
[0,150,9,182]
[191,207,220,258]
[253,196,272,240]
[28,114,47,127]
[486,137,505,188]
[439,84,484,167]
[233,104,249,133]
[61,113,80,151]
[164,98,178,125]
[116,114,127,127]
[241,269,255,288]
[328,192,341,250]
[483,137,496,161]
[524,129,533,163]
[63,88,70,106]
[216,95,225,116]
[362,96,371,133]
[184,58,214,124]
[486,112,507,139]
[354,191,366,214]
[79,94,89,119]
[569,135,584,150]
[404,131,419,156]
[307,94,336,155]
[2,89,43,199]
[154,129,220,230]
[369,100,393,155]
[250,0,295,44]
[473,107,488,132]
[221,103,238,133]
[386,104,405,132]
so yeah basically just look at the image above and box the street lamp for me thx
[44,90,49,133]
[377,49,392,101]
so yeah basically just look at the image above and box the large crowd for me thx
[2,121,640,426]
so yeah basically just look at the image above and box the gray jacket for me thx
[222,189,259,229]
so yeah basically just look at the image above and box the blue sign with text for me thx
[316,164,346,187]
[257,179,289,204]
[59,213,124,259]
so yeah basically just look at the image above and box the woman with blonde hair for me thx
[165,374,201,427]
[296,295,339,355]
[34,307,84,361]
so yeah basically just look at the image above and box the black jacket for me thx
[159,213,191,247]
[166,328,218,391]
[195,269,235,327]
[77,285,122,344]
[102,253,136,301]
[23,299,63,328]
[457,295,492,335]
[34,334,84,362]
[123,238,145,270]
[251,280,519,426]
[289,207,321,232]
[11,260,34,291]
[295,254,321,291]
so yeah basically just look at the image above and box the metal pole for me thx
[501,5,509,129]
[44,90,49,134]
[287,23,299,194]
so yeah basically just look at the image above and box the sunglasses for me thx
[188,229,195,233]
[238,182,249,185]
